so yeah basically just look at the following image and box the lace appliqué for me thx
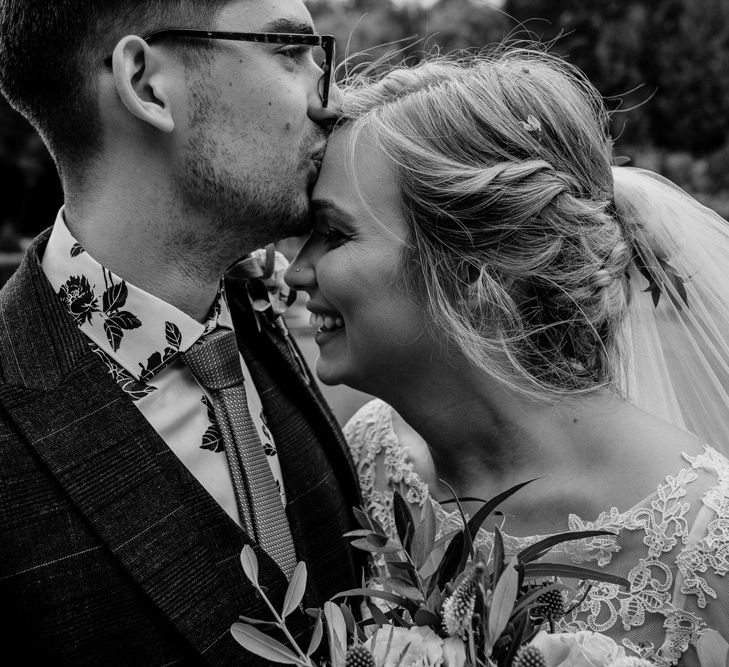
[675,448,729,607]
[344,402,729,666]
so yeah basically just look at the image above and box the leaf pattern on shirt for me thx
[70,243,85,258]
[138,321,182,382]
[101,277,142,351]
[90,346,157,401]
[260,410,273,441]
[259,411,276,456]
[200,394,224,453]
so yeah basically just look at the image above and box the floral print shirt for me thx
[41,210,286,528]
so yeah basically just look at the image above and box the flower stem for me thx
[254,583,314,666]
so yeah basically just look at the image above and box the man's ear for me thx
[112,35,175,133]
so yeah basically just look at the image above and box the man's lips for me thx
[310,143,327,168]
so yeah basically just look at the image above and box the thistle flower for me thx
[345,645,376,667]
[442,564,483,638]
[535,589,566,620]
[513,644,547,667]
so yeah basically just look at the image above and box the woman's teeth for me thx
[309,312,345,332]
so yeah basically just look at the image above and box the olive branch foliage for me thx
[231,480,629,666]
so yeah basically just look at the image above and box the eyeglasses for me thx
[132,29,336,108]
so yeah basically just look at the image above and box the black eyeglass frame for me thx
[114,29,336,108]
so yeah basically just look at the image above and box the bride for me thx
[285,48,729,663]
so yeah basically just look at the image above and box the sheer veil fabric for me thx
[614,167,729,448]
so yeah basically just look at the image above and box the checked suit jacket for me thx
[0,230,364,665]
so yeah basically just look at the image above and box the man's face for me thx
[174,0,332,254]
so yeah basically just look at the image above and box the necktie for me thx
[184,328,297,578]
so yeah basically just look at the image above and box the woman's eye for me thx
[317,226,348,248]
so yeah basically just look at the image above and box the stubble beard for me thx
[172,76,315,273]
[171,128,315,285]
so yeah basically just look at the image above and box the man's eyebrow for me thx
[261,19,315,35]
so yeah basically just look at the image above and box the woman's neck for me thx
[382,359,622,518]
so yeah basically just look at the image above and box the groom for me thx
[0,0,361,664]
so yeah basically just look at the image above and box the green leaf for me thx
[353,507,387,536]
[383,558,418,584]
[332,588,410,608]
[307,614,324,657]
[413,607,441,630]
[523,562,629,588]
[350,537,402,554]
[365,533,390,548]
[433,479,539,592]
[339,603,357,636]
[343,529,380,538]
[411,500,437,569]
[282,561,307,617]
[366,599,390,628]
[488,557,519,647]
[382,577,424,602]
[324,601,347,667]
[440,480,475,571]
[393,490,416,555]
[465,479,539,540]
[240,546,259,586]
[696,629,729,667]
[517,530,617,565]
[237,614,276,628]
[492,525,505,586]
[230,623,300,664]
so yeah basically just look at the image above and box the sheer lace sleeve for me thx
[343,399,431,540]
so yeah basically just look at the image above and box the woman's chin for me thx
[315,356,346,387]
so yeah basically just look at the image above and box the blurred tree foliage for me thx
[1,0,728,240]
[309,0,729,155]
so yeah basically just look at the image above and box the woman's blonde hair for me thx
[339,47,631,400]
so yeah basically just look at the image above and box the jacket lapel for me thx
[0,235,284,661]
[226,275,364,606]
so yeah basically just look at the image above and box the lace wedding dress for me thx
[344,398,729,667]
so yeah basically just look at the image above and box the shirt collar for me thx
[41,209,233,382]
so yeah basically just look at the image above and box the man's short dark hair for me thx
[0,1,232,173]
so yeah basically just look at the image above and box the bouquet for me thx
[230,480,644,667]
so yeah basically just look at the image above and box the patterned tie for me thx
[184,328,297,578]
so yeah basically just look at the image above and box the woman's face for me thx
[285,128,435,392]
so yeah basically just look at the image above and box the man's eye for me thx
[278,46,311,61]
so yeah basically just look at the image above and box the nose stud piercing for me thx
[296,269,301,273]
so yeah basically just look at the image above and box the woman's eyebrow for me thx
[311,199,355,222]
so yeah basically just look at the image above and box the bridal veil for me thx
[615,167,729,447]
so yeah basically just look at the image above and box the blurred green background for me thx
[2,0,728,423]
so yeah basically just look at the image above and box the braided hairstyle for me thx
[339,48,631,399]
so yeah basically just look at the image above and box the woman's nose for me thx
[284,252,316,290]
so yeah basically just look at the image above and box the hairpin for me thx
[520,114,542,134]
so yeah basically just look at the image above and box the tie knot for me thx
[184,329,244,390]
